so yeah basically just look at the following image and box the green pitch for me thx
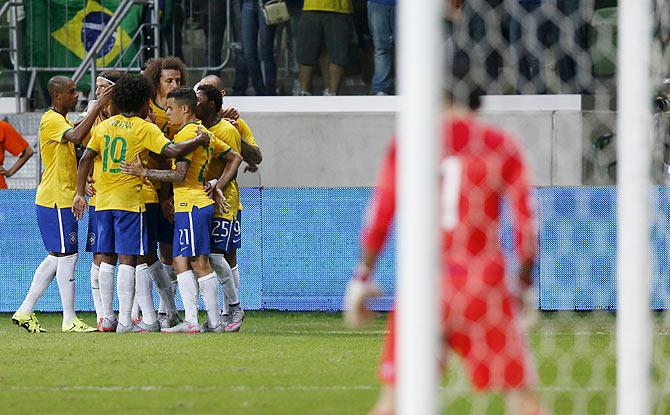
[0,311,668,414]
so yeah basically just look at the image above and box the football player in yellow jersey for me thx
[81,70,124,331]
[11,76,111,333]
[195,84,246,332]
[143,56,187,314]
[144,56,186,141]
[73,76,212,333]
[121,87,242,333]
[197,75,264,320]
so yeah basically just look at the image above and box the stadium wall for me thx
[2,96,614,190]
[2,187,668,312]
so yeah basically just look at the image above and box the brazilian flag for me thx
[26,0,143,90]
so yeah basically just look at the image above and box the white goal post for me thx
[616,0,653,414]
[396,0,443,414]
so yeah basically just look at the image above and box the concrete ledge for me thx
[223,94,586,113]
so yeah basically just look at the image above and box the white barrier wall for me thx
[3,96,610,189]
[226,95,591,188]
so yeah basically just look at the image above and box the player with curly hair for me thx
[72,75,211,333]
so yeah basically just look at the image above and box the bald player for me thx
[12,76,111,333]
[196,74,263,318]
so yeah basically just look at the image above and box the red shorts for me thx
[379,261,536,391]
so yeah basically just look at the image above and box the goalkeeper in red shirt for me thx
[344,50,547,415]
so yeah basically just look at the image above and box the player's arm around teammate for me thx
[11,76,109,333]
[75,127,211,219]
[121,88,233,333]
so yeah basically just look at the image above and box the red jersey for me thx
[362,115,536,269]
[369,115,539,390]
[0,120,29,189]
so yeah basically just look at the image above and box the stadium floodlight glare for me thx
[396,0,443,414]
[617,1,653,414]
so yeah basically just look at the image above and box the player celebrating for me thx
[142,56,188,324]
[11,76,110,333]
[82,70,124,331]
[197,74,263,319]
[121,88,242,333]
[344,51,547,415]
[196,83,244,331]
[73,75,212,333]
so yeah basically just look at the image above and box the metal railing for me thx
[7,0,240,105]
[72,0,160,84]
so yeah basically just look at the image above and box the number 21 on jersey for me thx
[440,156,462,231]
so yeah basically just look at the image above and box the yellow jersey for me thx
[141,154,160,205]
[150,98,176,141]
[172,122,230,213]
[303,0,352,13]
[236,118,258,148]
[235,117,261,212]
[35,109,76,208]
[87,112,109,207]
[86,115,171,212]
[207,119,241,220]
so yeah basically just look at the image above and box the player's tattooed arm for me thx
[240,138,262,165]
[63,87,113,145]
[72,148,96,219]
[120,159,189,183]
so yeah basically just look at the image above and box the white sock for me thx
[210,254,236,313]
[135,263,157,325]
[99,262,116,319]
[232,265,240,290]
[131,296,140,321]
[177,270,199,324]
[90,263,103,320]
[17,255,58,314]
[117,264,136,326]
[56,253,78,325]
[149,261,177,317]
[159,263,175,314]
[199,272,221,328]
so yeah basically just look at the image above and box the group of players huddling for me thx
[11,57,262,334]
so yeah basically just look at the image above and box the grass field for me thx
[1,311,669,415]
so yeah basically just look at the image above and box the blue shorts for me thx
[86,205,98,253]
[145,203,160,250]
[96,209,148,256]
[173,204,214,258]
[211,216,242,253]
[233,210,242,247]
[158,204,174,245]
[36,204,78,254]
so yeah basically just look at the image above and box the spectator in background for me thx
[459,0,504,94]
[555,0,593,94]
[241,0,278,95]
[286,0,305,95]
[196,0,227,73]
[352,0,374,91]
[367,0,395,95]
[161,0,184,60]
[231,0,252,96]
[509,0,552,94]
[296,0,354,96]
[0,120,33,189]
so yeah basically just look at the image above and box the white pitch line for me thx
[1,385,617,393]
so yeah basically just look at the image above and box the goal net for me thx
[392,0,670,413]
